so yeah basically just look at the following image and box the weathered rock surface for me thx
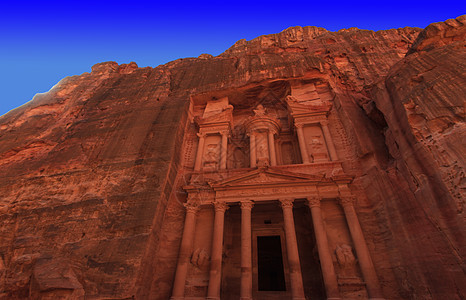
[0,16,464,299]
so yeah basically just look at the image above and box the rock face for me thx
[0,16,464,299]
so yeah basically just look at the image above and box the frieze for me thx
[294,115,328,126]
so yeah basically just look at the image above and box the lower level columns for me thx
[207,202,229,300]
[280,198,306,300]
[171,201,200,299]
[307,197,341,300]
[240,200,254,300]
[340,197,384,300]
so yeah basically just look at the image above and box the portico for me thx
[172,167,383,299]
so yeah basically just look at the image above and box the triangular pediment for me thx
[211,167,323,188]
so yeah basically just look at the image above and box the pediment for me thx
[211,167,323,188]
[286,95,332,116]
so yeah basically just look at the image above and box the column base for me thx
[170,297,184,300]
[240,297,252,300]
[206,297,220,300]
[292,298,306,300]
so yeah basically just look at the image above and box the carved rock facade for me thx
[0,16,464,299]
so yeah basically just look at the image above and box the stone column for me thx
[194,132,206,171]
[340,197,384,300]
[249,132,257,168]
[220,131,228,169]
[279,199,306,300]
[207,202,229,300]
[321,120,338,161]
[306,197,341,300]
[295,124,310,164]
[240,200,254,300]
[171,201,200,300]
[268,130,277,166]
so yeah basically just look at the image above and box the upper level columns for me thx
[194,133,206,171]
[220,130,228,169]
[340,197,384,300]
[245,105,281,168]
[207,202,229,300]
[321,120,338,161]
[295,124,310,164]
[279,198,306,300]
[193,97,233,172]
[268,131,277,166]
[249,133,257,168]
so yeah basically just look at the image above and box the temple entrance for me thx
[257,235,286,291]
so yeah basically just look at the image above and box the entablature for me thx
[184,167,353,205]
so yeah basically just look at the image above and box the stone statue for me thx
[191,248,209,268]
[204,144,219,163]
[336,244,357,277]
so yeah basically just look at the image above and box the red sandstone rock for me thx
[0,16,464,300]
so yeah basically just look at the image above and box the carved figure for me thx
[257,142,268,159]
[336,244,357,277]
[204,144,219,163]
[191,248,209,268]
[309,135,324,150]
[253,104,267,116]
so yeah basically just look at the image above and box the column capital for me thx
[320,119,329,126]
[240,200,254,210]
[268,128,278,136]
[339,196,356,207]
[306,196,321,208]
[197,132,207,138]
[184,201,200,214]
[295,123,305,129]
[220,130,229,136]
[279,198,294,209]
[246,131,257,137]
[214,201,229,212]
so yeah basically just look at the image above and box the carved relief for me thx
[202,135,222,170]
[336,244,358,279]
[304,125,329,162]
[191,248,209,268]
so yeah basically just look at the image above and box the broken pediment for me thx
[286,95,332,118]
[194,96,234,128]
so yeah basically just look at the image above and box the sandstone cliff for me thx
[0,16,464,299]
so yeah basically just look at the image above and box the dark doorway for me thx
[257,235,286,291]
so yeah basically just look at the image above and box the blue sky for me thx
[1,1,464,117]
